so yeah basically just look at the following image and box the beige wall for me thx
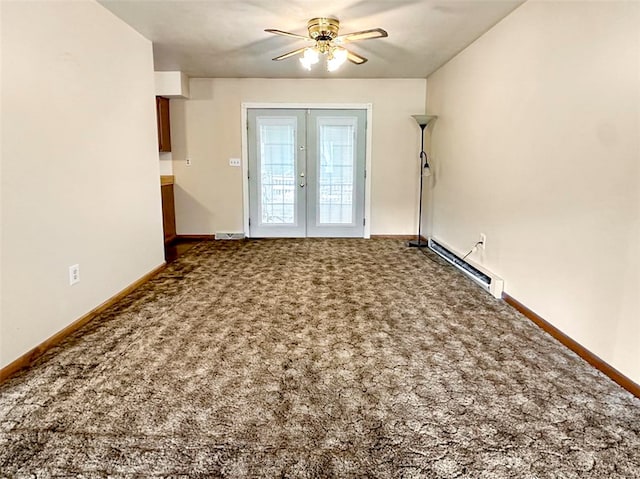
[170,78,426,235]
[1,0,165,367]
[426,1,640,381]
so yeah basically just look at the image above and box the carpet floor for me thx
[1,239,639,478]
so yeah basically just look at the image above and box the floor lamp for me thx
[408,114,437,248]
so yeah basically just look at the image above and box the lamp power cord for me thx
[462,241,484,260]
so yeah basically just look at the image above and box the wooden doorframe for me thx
[241,102,373,239]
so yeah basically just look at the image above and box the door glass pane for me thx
[317,118,356,224]
[259,118,296,225]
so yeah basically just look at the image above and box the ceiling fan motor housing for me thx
[307,17,340,41]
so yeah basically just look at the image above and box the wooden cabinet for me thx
[156,96,171,152]
[160,177,176,244]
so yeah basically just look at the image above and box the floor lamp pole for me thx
[408,123,428,248]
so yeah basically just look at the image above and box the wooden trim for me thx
[0,263,166,383]
[161,183,176,243]
[371,235,426,240]
[175,235,216,241]
[160,175,174,186]
[503,292,640,398]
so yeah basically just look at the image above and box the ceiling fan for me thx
[265,17,388,72]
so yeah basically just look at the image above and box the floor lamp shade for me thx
[408,114,437,248]
[411,115,438,128]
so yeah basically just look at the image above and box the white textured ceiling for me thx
[99,0,524,79]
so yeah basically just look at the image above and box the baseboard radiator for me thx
[428,238,504,298]
[214,232,245,240]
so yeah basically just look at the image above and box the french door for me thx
[248,108,366,238]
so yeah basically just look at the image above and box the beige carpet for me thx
[1,239,639,478]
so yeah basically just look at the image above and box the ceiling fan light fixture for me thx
[299,47,320,70]
[327,47,348,72]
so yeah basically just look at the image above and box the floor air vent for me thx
[214,232,245,240]
[428,238,504,298]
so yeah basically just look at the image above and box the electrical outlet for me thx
[185,157,192,167]
[229,158,241,167]
[69,264,80,285]
[479,233,487,249]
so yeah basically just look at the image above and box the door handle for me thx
[300,182,305,187]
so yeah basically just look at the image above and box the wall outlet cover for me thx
[229,158,241,167]
[69,264,80,285]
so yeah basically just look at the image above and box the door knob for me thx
[300,182,305,187]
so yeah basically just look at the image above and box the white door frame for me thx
[241,102,373,239]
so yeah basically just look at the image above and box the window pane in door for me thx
[317,119,356,224]
[259,119,296,225]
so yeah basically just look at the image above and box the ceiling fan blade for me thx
[272,47,308,61]
[335,28,388,43]
[265,29,310,41]
[345,49,368,65]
